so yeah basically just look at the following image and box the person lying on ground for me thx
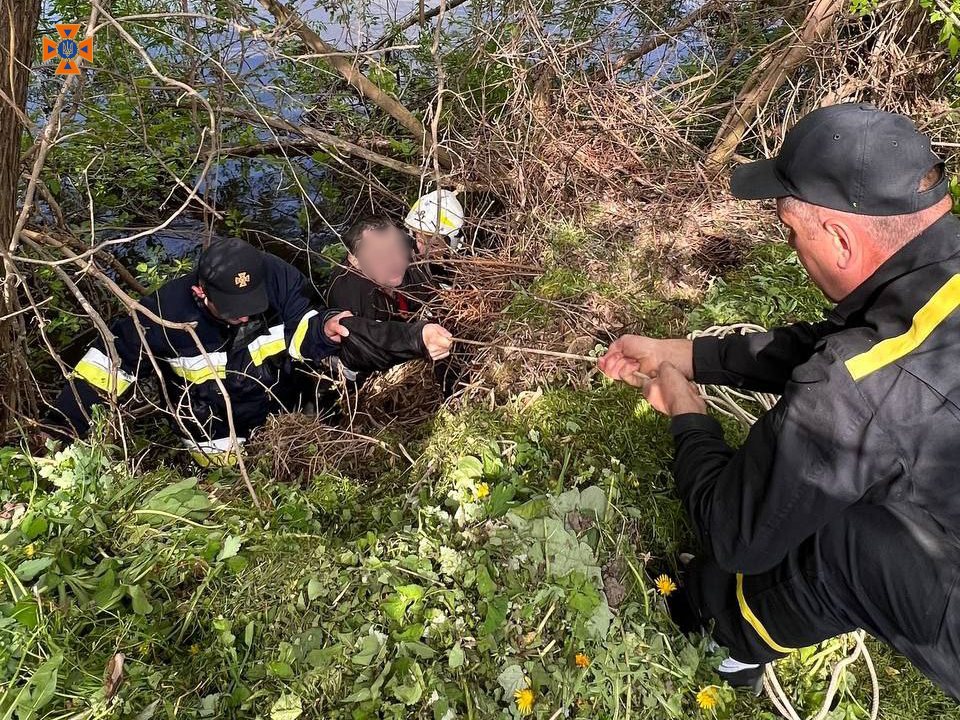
[325,215,455,386]
[45,237,451,466]
[600,103,960,702]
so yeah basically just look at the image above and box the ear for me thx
[347,253,360,269]
[822,217,856,270]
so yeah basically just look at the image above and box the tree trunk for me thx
[0,0,42,433]
[707,0,845,167]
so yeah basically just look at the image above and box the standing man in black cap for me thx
[600,103,960,700]
[48,237,452,465]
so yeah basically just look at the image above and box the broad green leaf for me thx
[128,585,154,615]
[306,577,323,601]
[267,661,293,678]
[270,693,303,720]
[578,486,607,516]
[217,535,242,562]
[352,632,385,666]
[15,557,53,582]
[448,643,464,669]
[476,563,497,599]
[480,596,508,637]
[496,664,526,695]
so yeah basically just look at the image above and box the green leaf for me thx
[20,514,48,540]
[476,563,497,599]
[217,535,242,562]
[128,585,154,615]
[267,661,294,678]
[270,693,303,720]
[480,596,508,637]
[17,653,62,715]
[15,557,53,581]
[448,643,465,669]
[382,584,424,623]
[352,632,385,666]
[487,483,515,516]
[402,640,435,659]
[497,664,526,695]
[306,577,323,601]
[578,486,607,516]
[509,497,551,520]
[10,598,39,629]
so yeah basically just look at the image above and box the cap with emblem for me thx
[730,103,948,216]
[197,238,268,319]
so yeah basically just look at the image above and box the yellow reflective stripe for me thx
[736,573,794,654]
[167,352,227,384]
[846,274,960,381]
[73,348,134,395]
[185,436,244,467]
[191,450,239,468]
[289,310,319,361]
[248,324,286,366]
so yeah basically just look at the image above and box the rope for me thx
[452,336,602,364]
[689,324,880,720]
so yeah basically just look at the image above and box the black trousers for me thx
[686,504,960,701]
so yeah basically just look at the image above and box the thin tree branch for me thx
[368,0,471,51]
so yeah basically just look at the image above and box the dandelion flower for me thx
[655,574,677,597]
[475,482,490,500]
[23,544,35,558]
[696,685,720,711]
[514,687,535,715]
[575,652,590,668]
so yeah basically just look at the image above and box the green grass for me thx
[3,221,956,719]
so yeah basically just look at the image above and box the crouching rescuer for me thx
[601,104,960,701]
[47,237,453,465]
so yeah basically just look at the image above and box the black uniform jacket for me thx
[51,254,429,444]
[672,211,960,579]
[325,264,437,373]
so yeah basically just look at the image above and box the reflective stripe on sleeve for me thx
[289,310,319,361]
[248,324,287,366]
[166,352,228,384]
[73,347,135,395]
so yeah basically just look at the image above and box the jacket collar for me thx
[827,211,960,326]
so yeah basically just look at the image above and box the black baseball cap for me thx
[197,238,268,319]
[731,103,948,216]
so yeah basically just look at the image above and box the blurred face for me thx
[349,225,411,288]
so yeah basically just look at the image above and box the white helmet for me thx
[405,189,465,237]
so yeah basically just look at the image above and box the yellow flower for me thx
[514,687,535,715]
[655,574,677,597]
[696,685,720,711]
[575,652,590,668]
[23,544,35,558]
[189,644,200,656]
[475,482,490,500]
